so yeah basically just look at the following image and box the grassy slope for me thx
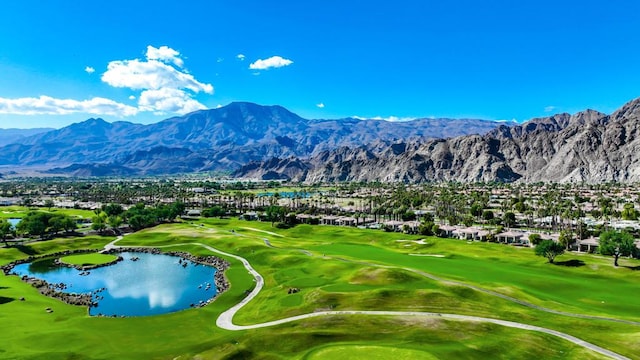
[1,219,638,359]
[0,206,97,219]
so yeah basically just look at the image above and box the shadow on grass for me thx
[622,265,640,271]
[14,245,38,256]
[0,296,14,305]
[553,259,585,267]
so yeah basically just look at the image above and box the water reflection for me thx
[12,252,217,316]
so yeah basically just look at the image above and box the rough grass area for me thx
[1,218,638,359]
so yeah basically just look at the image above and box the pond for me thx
[257,191,315,198]
[11,252,218,317]
[8,218,21,228]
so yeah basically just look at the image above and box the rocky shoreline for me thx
[2,247,231,314]
[20,276,96,307]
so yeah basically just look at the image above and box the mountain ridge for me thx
[233,97,640,183]
[1,102,508,175]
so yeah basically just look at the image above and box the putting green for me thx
[59,253,118,266]
[305,345,438,360]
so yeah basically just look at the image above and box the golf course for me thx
[1,217,639,359]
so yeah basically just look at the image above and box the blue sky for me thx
[1,0,639,128]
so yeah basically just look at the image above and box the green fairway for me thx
[305,345,439,360]
[1,219,638,359]
[0,206,96,219]
[59,253,118,266]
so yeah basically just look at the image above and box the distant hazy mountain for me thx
[0,127,55,146]
[233,97,640,183]
[1,102,506,175]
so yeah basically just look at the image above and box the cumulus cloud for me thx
[145,45,184,67]
[353,115,415,122]
[1,46,213,117]
[316,102,325,108]
[102,58,213,94]
[138,88,206,115]
[249,56,293,70]
[100,45,213,114]
[236,54,245,61]
[0,95,138,117]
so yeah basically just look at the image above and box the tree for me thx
[528,233,542,246]
[266,205,287,226]
[61,216,77,233]
[91,213,107,234]
[599,230,637,267]
[102,203,124,217]
[16,212,48,239]
[621,203,638,221]
[482,210,494,222]
[503,211,516,228]
[202,206,225,218]
[107,215,123,233]
[535,240,565,263]
[558,230,574,250]
[44,199,55,211]
[0,219,14,247]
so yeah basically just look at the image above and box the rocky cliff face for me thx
[234,97,640,183]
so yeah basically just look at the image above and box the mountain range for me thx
[4,97,639,183]
[0,128,54,147]
[234,97,640,183]
[0,102,506,176]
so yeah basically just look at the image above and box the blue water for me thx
[11,252,218,317]
[257,191,314,198]
[8,218,20,228]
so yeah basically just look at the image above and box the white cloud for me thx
[100,45,214,115]
[145,45,184,67]
[216,104,223,108]
[217,57,224,63]
[2,45,214,118]
[138,88,206,115]
[0,95,138,117]
[544,105,556,112]
[85,66,95,74]
[249,56,293,70]
[353,115,415,122]
[316,102,325,108]
[236,54,245,61]
[102,58,213,94]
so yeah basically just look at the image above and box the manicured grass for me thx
[1,219,638,359]
[0,206,96,219]
[59,253,118,266]
[304,344,439,360]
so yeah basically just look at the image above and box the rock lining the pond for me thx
[3,247,230,313]
[21,275,96,307]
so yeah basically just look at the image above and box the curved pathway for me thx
[104,232,631,360]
